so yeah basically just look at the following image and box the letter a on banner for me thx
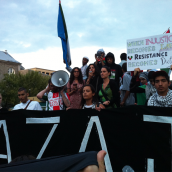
[79,116,113,172]
[0,120,11,163]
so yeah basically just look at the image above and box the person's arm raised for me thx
[37,85,50,99]
[61,87,70,108]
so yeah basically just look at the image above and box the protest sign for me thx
[127,33,172,71]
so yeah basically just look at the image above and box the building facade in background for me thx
[0,50,22,81]
[19,67,55,76]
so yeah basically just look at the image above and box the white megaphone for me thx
[51,70,69,87]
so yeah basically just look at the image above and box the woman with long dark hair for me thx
[97,66,119,108]
[81,84,105,110]
[85,64,102,93]
[67,67,84,109]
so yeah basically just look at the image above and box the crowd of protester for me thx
[0,48,172,111]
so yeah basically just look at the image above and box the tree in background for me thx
[0,71,50,108]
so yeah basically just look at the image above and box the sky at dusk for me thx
[0,0,171,72]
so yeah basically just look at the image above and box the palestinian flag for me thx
[57,0,71,67]
[164,28,170,34]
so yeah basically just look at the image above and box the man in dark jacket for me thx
[105,52,123,86]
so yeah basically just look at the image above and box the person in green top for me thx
[97,66,119,108]
[130,68,148,105]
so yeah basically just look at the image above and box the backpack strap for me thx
[24,100,32,110]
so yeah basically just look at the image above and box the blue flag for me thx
[57,1,71,67]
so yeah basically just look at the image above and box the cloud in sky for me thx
[0,0,172,75]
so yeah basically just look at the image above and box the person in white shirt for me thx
[66,57,89,80]
[119,53,127,67]
[13,87,42,110]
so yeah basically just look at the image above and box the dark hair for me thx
[18,87,27,93]
[10,155,36,164]
[86,64,100,77]
[153,71,170,83]
[81,84,97,107]
[70,67,84,85]
[122,62,127,72]
[120,53,127,60]
[101,66,111,76]
[148,71,155,80]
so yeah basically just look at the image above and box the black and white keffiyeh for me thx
[148,89,172,107]
[145,82,157,100]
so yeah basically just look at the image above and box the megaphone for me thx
[51,70,69,87]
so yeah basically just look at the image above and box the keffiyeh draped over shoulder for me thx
[148,90,172,107]
[145,82,157,100]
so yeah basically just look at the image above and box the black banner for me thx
[0,106,172,171]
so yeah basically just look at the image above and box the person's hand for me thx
[95,104,105,111]
[95,54,99,62]
[88,71,94,79]
[45,84,51,92]
[120,101,125,106]
[103,101,110,106]
[170,65,172,70]
[60,85,67,94]
[66,107,71,111]
[134,68,140,76]
[78,87,83,93]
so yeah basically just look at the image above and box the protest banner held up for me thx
[0,107,171,171]
[127,33,172,71]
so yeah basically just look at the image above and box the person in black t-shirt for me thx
[105,52,123,86]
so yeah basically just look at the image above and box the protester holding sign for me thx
[145,70,157,101]
[13,88,42,110]
[98,66,119,108]
[85,64,103,93]
[148,71,172,107]
[82,84,105,111]
[67,67,84,109]
[130,69,148,105]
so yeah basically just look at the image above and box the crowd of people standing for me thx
[1,48,172,111]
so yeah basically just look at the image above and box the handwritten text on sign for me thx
[127,33,172,71]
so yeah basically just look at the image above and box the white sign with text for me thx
[127,33,172,71]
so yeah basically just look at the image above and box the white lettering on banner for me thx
[127,33,172,71]
[0,120,12,163]
[143,115,172,171]
[79,116,113,172]
[147,159,154,172]
[26,117,60,159]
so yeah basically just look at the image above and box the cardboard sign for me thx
[127,33,172,71]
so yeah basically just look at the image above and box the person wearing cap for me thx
[119,53,127,67]
[81,56,89,80]
[94,49,106,70]
[148,71,172,107]
[130,68,148,105]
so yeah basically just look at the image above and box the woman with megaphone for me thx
[67,67,84,109]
